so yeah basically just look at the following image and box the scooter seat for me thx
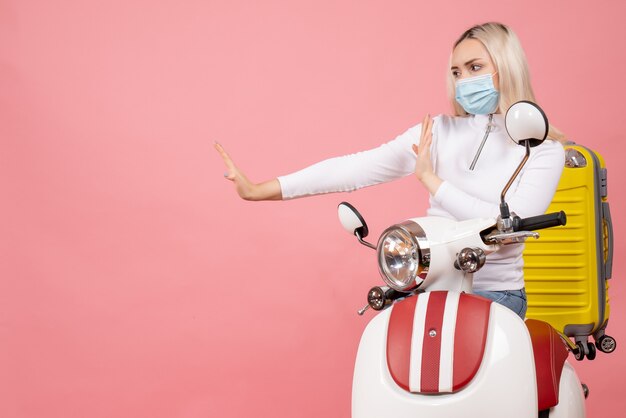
[525,319,569,411]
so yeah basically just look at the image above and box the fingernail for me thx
[223,172,228,177]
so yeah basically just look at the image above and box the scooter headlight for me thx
[377,221,430,291]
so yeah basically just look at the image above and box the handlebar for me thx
[513,211,567,232]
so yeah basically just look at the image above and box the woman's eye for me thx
[470,64,482,72]
[452,70,460,78]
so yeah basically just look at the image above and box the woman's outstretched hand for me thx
[214,142,282,201]
[412,115,442,195]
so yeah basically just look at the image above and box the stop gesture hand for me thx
[411,115,442,195]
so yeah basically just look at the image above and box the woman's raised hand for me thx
[412,115,442,195]
[214,142,282,201]
[412,114,434,180]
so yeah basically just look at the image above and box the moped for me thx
[338,101,587,418]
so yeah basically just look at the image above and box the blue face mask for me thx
[455,73,499,115]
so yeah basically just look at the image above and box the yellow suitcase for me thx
[523,144,615,361]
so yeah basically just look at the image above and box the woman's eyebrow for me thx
[450,58,482,70]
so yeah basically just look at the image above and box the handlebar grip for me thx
[514,211,567,231]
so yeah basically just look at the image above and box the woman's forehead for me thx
[451,38,491,66]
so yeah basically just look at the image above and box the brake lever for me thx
[484,230,539,245]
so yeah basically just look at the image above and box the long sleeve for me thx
[277,124,424,199]
[432,139,565,220]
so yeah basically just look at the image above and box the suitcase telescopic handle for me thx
[513,211,567,231]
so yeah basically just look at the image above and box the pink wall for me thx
[2,1,625,417]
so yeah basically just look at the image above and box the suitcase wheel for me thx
[586,342,597,360]
[596,335,617,354]
[573,341,586,361]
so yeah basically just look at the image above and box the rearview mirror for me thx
[337,202,377,250]
[505,101,549,147]
[338,202,369,238]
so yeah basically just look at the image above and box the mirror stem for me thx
[356,229,377,250]
[500,140,531,212]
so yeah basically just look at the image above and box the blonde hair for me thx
[448,22,566,142]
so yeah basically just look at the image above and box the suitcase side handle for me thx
[602,201,614,279]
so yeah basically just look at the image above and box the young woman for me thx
[215,22,565,319]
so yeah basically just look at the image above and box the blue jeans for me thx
[473,288,527,319]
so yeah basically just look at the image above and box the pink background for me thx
[2,1,625,417]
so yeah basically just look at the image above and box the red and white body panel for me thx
[352,292,586,418]
[353,294,537,418]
